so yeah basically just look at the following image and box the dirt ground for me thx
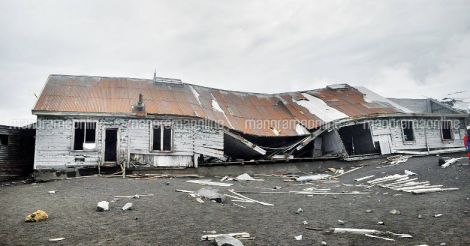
[1,154,469,246]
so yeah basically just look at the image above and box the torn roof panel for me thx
[34,74,449,137]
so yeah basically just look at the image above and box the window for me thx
[0,134,8,146]
[401,120,415,142]
[441,121,453,140]
[73,122,96,150]
[152,125,172,151]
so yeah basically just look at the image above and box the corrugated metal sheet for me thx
[33,75,405,137]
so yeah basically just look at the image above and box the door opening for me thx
[104,129,118,162]
[338,123,380,156]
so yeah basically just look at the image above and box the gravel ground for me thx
[0,154,469,245]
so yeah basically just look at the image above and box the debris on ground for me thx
[331,227,412,241]
[362,171,459,194]
[114,194,154,199]
[365,209,372,213]
[337,220,345,225]
[295,208,303,214]
[377,221,384,225]
[187,179,233,187]
[48,190,56,194]
[48,238,65,242]
[201,232,250,241]
[196,187,226,203]
[321,241,327,245]
[294,235,302,240]
[380,155,410,167]
[389,209,401,215]
[236,173,263,181]
[354,175,375,182]
[96,201,110,212]
[296,174,331,182]
[404,170,417,176]
[333,166,362,177]
[122,202,133,211]
[25,210,48,222]
[214,235,244,246]
[226,189,274,206]
[440,157,466,168]
[434,214,443,217]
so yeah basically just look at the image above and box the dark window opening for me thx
[163,126,172,151]
[0,134,8,146]
[73,122,97,150]
[441,121,453,140]
[402,121,415,142]
[152,126,161,151]
[153,125,172,151]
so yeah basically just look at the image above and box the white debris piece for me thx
[404,170,417,176]
[196,188,226,203]
[48,190,56,194]
[354,175,375,182]
[411,187,459,194]
[214,235,244,246]
[235,173,259,181]
[294,235,303,240]
[122,202,133,211]
[296,174,331,182]
[201,232,250,241]
[48,238,65,242]
[332,227,412,238]
[441,157,465,168]
[187,179,233,187]
[96,201,109,212]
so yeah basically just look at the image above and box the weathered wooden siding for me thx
[0,126,35,180]
[370,117,465,154]
[34,116,224,169]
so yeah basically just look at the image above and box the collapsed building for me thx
[32,74,468,171]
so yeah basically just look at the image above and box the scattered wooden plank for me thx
[354,175,375,182]
[114,194,154,198]
[292,191,370,195]
[227,189,274,206]
[411,187,459,194]
[364,234,395,241]
[187,179,233,187]
[201,232,251,241]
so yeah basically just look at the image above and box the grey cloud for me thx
[1,0,469,125]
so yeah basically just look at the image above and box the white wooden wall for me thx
[34,117,224,169]
[370,117,465,154]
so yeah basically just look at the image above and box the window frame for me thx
[401,120,416,143]
[151,123,173,152]
[440,120,454,142]
[72,120,98,151]
[0,134,8,146]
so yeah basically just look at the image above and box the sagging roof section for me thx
[33,75,452,137]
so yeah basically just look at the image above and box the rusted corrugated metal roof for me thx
[33,75,406,136]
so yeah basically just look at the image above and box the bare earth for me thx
[1,154,469,246]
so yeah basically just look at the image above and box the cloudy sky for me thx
[0,0,469,126]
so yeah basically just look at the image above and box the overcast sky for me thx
[1,0,469,126]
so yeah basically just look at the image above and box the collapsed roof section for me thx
[33,75,415,137]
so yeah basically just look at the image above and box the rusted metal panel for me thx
[34,75,420,137]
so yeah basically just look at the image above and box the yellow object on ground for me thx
[25,210,48,222]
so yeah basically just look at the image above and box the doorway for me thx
[338,123,380,156]
[104,129,118,162]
